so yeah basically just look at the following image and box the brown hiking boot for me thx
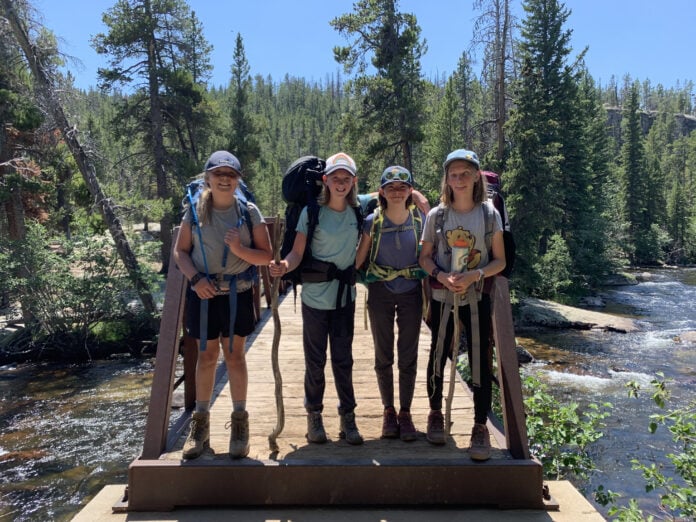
[381,406,399,439]
[398,410,417,442]
[468,423,491,461]
[182,411,210,459]
[306,411,328,443]
[426,409,446,445]
[339,411,364,445]
[227,410,250,459]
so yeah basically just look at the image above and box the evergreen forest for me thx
[2,0,696,359]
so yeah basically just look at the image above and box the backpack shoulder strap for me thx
[411,205,423,257]
[304,204,320,258]
[222,197,256,269]
[434,204,449,254]
[368,207,383,265]
[353,205,364,237]
[482,201,495,253]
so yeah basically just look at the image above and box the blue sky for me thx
[35,0,695,92]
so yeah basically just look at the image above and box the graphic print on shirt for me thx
[445,226,482,269]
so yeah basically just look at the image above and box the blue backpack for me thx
[182,177,256,281]
[182,177,258,343]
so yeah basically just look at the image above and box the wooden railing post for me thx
[491,277,530,459]
[141,228,187,459]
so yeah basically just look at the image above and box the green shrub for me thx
[457,360,611,483]
[0,222,157,360]
[533,233,574,301]
[523,374,612,481]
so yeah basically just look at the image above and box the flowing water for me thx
[519,267,696,515]
[0,268,694,520]
[0,358,154,521]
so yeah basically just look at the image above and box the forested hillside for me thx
[1,0,695,356]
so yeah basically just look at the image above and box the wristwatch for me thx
[190,272,204,286]
[477,268,485,282]
[431,267,441,278]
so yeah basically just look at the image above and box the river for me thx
[519,267,696,515]
[0,267,694,520]
[0,358,154,521]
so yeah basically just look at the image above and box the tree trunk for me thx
[0,129,34,324]
[144,0,173,274]
[402,140,413,173]
[495,0,510,165]
[3,0,156,316]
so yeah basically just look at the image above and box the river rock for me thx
[517,298,640,333]
[634,271,655,282]
[516,345,535,364]
[674,331,696,344]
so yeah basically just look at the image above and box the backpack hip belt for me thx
[363,263,427,284]
[198,275,237,350]
[300,257,356,309]
[208,265,257,294]
[198,265,256,350]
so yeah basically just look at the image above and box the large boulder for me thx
[517,298,640,333]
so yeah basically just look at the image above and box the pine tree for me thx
[505,0,592,295]
[452,51,484,155]
[472,0,517,167]
[422,77,461,197]
[227,33,260,184]
[92,0,212,271]
[2,0,157,314]
[571,71,622,283]
[331,0,426,171]
[619,82,651,264]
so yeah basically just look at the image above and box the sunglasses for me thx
[383,170,411,182]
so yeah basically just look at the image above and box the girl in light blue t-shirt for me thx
[269,152,364,446]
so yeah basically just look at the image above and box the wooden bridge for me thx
[121,223,551,512]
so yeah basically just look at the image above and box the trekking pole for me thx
[445,242,469,436]
[445,292,459,437]
[268,215,285,452]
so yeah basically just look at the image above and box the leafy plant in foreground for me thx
[523,374,612,481]
[597,375,696,521]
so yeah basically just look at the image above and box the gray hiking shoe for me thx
[227,410,250,459]
[306,411,328,443]
[339,411,364,445]
[468,423,491,461]
[182,411,210,459]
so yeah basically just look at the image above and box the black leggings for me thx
[427,293,493,424]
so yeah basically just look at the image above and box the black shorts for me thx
[185,287,256,340]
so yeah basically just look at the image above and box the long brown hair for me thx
[196,174,216,225]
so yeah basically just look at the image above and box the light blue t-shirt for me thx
[297,205,359,310]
